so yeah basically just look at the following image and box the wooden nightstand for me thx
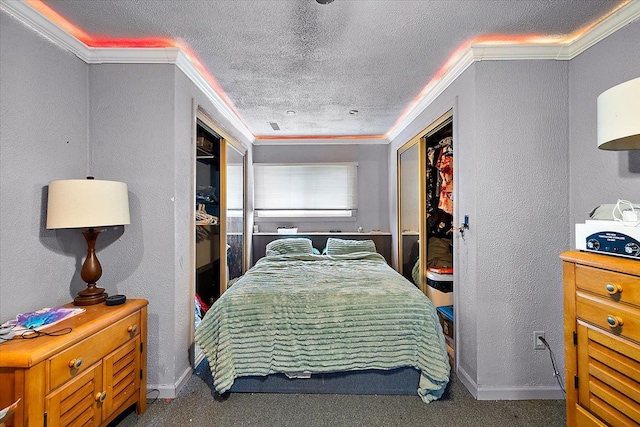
[561,251,640,427]
[0,299,148,427]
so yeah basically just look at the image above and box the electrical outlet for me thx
[534,331,545,350]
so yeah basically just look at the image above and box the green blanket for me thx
[194,252,450,403]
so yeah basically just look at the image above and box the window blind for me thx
[226,164,244,211]
[254,163,358,213]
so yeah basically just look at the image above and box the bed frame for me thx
[229,367,420,395]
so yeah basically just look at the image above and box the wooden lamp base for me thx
[74,228,108,306]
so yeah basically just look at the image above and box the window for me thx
[226,163,244,216]
[254,163,358,219]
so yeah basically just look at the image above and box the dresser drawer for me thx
[576,265,640,308]
[49,311,141,391]
[577,292,640,344]
[577,323,640,426]
[576,405,607,427]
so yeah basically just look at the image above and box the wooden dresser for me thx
[0,299,148,427]
[561,251,640,427]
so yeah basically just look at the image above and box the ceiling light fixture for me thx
[316,0,335,4]
[286,110,296,115]
[349,110,359,115]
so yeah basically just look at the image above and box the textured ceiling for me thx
[40,0,623,139]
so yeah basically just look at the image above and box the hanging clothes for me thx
[426,145,439,216]
[435,137,453,215]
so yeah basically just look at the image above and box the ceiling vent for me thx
[269,122,280,131]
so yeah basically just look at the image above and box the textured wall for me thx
[252,144,389,233]
[89,63,178,388]
[390,59,571,398]
[2,5,638,401]
[387,24,640,398]
[0,14,89,319]
[174,69,253,394]
[389,66,479,391]
[474,60,569,395]
[87,64,255,395]
[568,21,640,229]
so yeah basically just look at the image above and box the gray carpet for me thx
[110,362,566,427]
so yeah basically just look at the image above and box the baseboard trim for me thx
[456,366,478,399]
[455,367,564,400]
[476,385,565,400]
[147,365,193,400]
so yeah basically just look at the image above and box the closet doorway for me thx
[398,110,454,366]
[190,107,247,368]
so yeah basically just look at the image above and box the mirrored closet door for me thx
[224,142,246,288]
[398,109,454,367]
[194,114,247,303]
[192,110,247,366]
[195,118,222,311]
[397,110,453,294]
[398,139,424,292]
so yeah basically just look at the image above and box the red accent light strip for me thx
[255,135,387,141]
[25,0,244,123]
[27,0,632,140]
[387,0,632,137]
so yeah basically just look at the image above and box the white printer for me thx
[575,202,640,259]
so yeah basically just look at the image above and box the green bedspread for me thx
[194,252,450,403]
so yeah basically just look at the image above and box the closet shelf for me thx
[196,147,218,167]
[197,147,215,158]
[196,221,219,227]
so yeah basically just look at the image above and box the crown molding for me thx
[564,0,640,59]
[387,0,639,142]
[0,0,87,57]
[84,47,182,64]
[0,0,255,145]
[386,48,475,142]
[173,52,255,144]
[3,0,638,145]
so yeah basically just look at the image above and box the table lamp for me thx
[597,77,640,150]
[46,177,130,306]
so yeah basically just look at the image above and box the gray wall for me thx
[89,63,180,392]
[252,144,389,233]
[2,6,638,402]
[473,60,569,395]
[0,13,89,319]
[568,21,640,227]
[389,66,480,391]
[175,68,253,392]
[89,63,253,394]
[391,59,573,398]
[388,20,639,399]
[0,11,254,396]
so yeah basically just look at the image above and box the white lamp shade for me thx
[597,77,640,150]
[47,179,130,229]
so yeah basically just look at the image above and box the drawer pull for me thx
[128,325,138,335]
[606,315,623,328]
[605,283,622,295]
[68,358,82,369]
[95,391,107,402]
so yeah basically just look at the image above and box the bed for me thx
[194,237,450,403]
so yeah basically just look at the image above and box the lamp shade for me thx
[46,179,130,229]
[597,77,640,150]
